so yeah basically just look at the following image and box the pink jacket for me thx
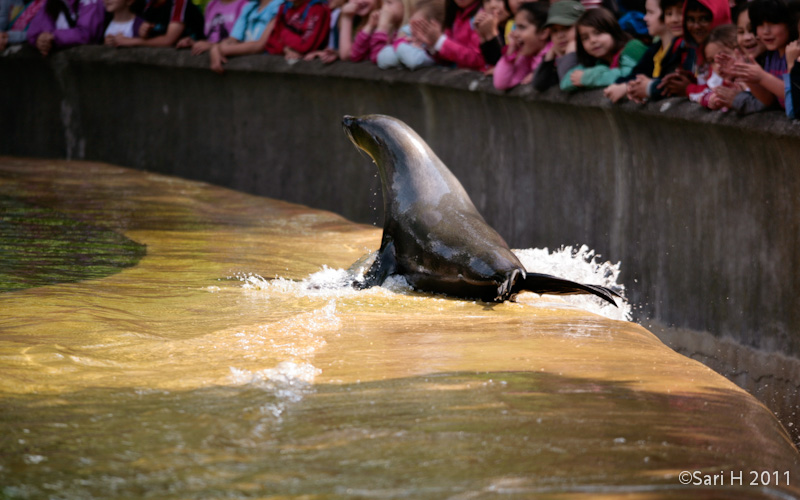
[27,0,106,49]
[493,41,552,90]
[351,29,394,63]
[437,0,484,70]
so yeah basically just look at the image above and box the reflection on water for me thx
[0,158,798,499]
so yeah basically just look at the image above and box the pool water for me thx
[1,158,798,499]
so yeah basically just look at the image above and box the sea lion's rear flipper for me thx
[355,241,397,290]
[516,272,620,307]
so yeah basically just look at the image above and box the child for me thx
[349,0,409,62]
[657,0,730,96]
[493,1,550,89]
[176,0,247,53]
[1,0,47,50]
[609,0,688,102]
[103,0,143,41]
[375,0,443,69]
[302,0,346,63]
[531,0,584,91]
[727,0,796,108]
[786,39,800,117]
[339,0,381,60]
[108,0,204,47]
[474,0,509,67]
[560,7,648,91]
[689,23,736,108]
[263,0,330,58]
[208,0,284,73]
[26,0,106,54]
[409,0,485,70]
[733,1,764,62]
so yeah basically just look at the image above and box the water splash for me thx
[229,361,321,419]
[237,245,629,320]
[512,245,631,322]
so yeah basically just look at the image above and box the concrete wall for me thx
[3,46,800,394]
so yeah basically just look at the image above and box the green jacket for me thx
[560,39,648,92]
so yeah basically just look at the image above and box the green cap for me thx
[545,0,586,27]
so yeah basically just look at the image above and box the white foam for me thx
[513,245,631,322]
[239,245,630,319]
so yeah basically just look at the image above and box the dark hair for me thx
[503,0,548,17]
[706,23,737,49]
[659,0,683,22]
[517,1,549,30]
[575,7,630,66]
[444,0,479,28]
[731,0,748,24]
[748,0,799,41]
[45,0,76,26]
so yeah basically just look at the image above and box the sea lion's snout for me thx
[342,115,356,129]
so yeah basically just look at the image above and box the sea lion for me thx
[342,114,619,306]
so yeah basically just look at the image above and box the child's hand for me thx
[627,74,651,103]
[341,0,360,17]
[603,83,627,103]
[657,69,692,96]
[505,29,518,55]
[410,16,442,48]
[104,34,115,46]
[786,40,800,71]
[711,85,738,108]
[730,56,766,85]
[570,69,583,87]
[209,43,227,74]
[176,36,192,48]
[139,22,153,38]
[521,72,534,85]
[284,47,302,60]
[191,40,212,55]
[377,3,401,32]
[715,50,736,79]
[112,35,140,47]
[473,10,498,42]
[35,31,54,56]
[364,10,379,32]
[304,48,339,63]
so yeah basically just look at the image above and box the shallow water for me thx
[1,158,798,499]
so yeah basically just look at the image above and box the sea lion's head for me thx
[342,114,434,176]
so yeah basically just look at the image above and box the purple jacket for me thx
[27,0,106,49]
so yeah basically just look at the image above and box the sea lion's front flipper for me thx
[516,272,620,307]
[355,241,397,290]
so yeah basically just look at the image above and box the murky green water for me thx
[1,158,798,499]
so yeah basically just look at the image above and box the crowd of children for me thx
[2,0,798,118]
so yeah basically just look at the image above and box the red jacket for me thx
[264,0,331,55]
[437,0,484,71]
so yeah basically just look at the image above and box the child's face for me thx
[578,24,615,60]
[736,9,765,59]
[484,0,509,23]
[513,10,548,56]
[685,8,712,44]
[348,0,378,17]
[643,0,665,37]
[550,23,574,53]
[756,21,790,52]
[664,5,683,37]
[384,0,405,22]
[102,0,130,13]
[705,40,732,74]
